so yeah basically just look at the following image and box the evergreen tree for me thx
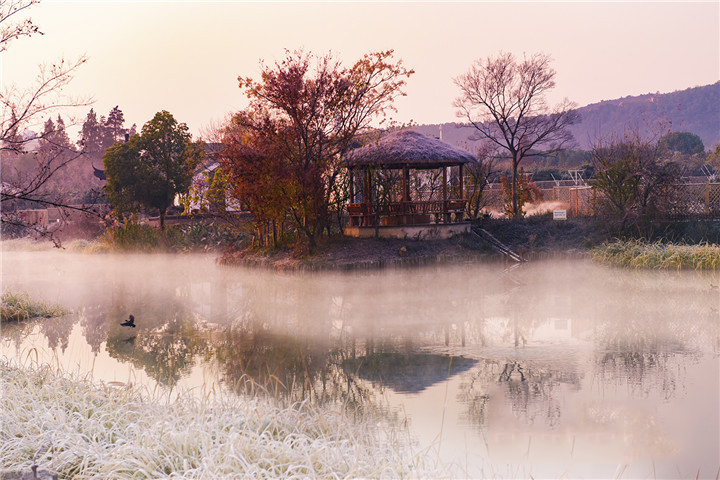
[79,108,105,160]
[104,106,126,146]
[103,110,203,229]
[53,115,72,151]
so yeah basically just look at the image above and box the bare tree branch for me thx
[0,0,41,52]
[0,0,96,243]
[1,56,90,152]
[454,52,579,217]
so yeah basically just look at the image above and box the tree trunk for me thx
[300,219,316,253]
[159,208,166,230]
[511,157,519,219]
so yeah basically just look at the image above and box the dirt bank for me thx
[218,217,605,271]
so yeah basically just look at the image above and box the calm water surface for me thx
[2,248,719,478]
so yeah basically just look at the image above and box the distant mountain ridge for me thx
[414,82,720,152]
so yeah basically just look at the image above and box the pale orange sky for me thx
[2,0,719,138]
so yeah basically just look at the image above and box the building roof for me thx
[343,129,477,169]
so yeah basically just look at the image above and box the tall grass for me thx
[1,291,67,322]
[591,239,720,270]
[103,220,246,252]
[0,360,449,479]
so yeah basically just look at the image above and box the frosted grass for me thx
[1,291,68,322]
[591,239,720,270]
[0,360,450,479]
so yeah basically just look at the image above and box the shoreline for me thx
[217,224,596,272]
[7,217,720,271]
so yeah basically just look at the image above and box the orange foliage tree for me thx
[221,50,413,250]
[500,168,542,218]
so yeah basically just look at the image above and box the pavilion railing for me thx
[347,200,467,227]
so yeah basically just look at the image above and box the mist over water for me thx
[2,246,719,478]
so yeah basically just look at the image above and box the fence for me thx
[472,182,720,218]
[474,182,593,216]
[670,183,720,217]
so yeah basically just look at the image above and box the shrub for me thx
[590,133,682,230]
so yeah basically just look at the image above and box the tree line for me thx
[1,105,135,209]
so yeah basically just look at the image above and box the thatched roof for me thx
[343,129,476,169]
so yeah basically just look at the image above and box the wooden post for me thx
[442,166,448,222]
[403,165,410,202]
[706,182,711,214]
[459,164,464,200]
[363,168,370,204]
[349,168,354,203]
[442,166,447,201]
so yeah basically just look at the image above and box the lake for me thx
[2,248,718,478]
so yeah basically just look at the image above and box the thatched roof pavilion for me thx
[342,129,477,239]
[344,129,476,169]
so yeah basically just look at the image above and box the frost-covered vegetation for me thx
[592,239,720,270]
[1,291,67,322]
[0,360,449,479]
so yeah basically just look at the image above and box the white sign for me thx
[553,209,567,220]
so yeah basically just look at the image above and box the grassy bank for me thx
[591,239,720,270]
[0,360,449,479]
[101,220,248,253]
[1,291,67,322]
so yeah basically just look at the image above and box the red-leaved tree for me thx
[221,49,413,250]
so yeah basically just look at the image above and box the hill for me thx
[414,82,720,152]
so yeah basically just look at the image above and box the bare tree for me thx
[1,0,92,244]
[454,52,578,217]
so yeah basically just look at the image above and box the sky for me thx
[2,0,719,139]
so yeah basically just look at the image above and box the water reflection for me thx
[345,351,477,393]
[215,330,338,403]
[2,251,718,476]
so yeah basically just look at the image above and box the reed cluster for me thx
[0,360,447,479]
[1,291,67,322]
[591,239,720,270]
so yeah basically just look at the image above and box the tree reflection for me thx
[107,325,209,386]
[0,317,43,354]
[103,288,210,386]
[39,314,75,353]
[79,306,108,354]
[458,357,583,430]
[593,326,701,400]
[501,360,583,429]
[213,329,385,413]
[590,271,714,400]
